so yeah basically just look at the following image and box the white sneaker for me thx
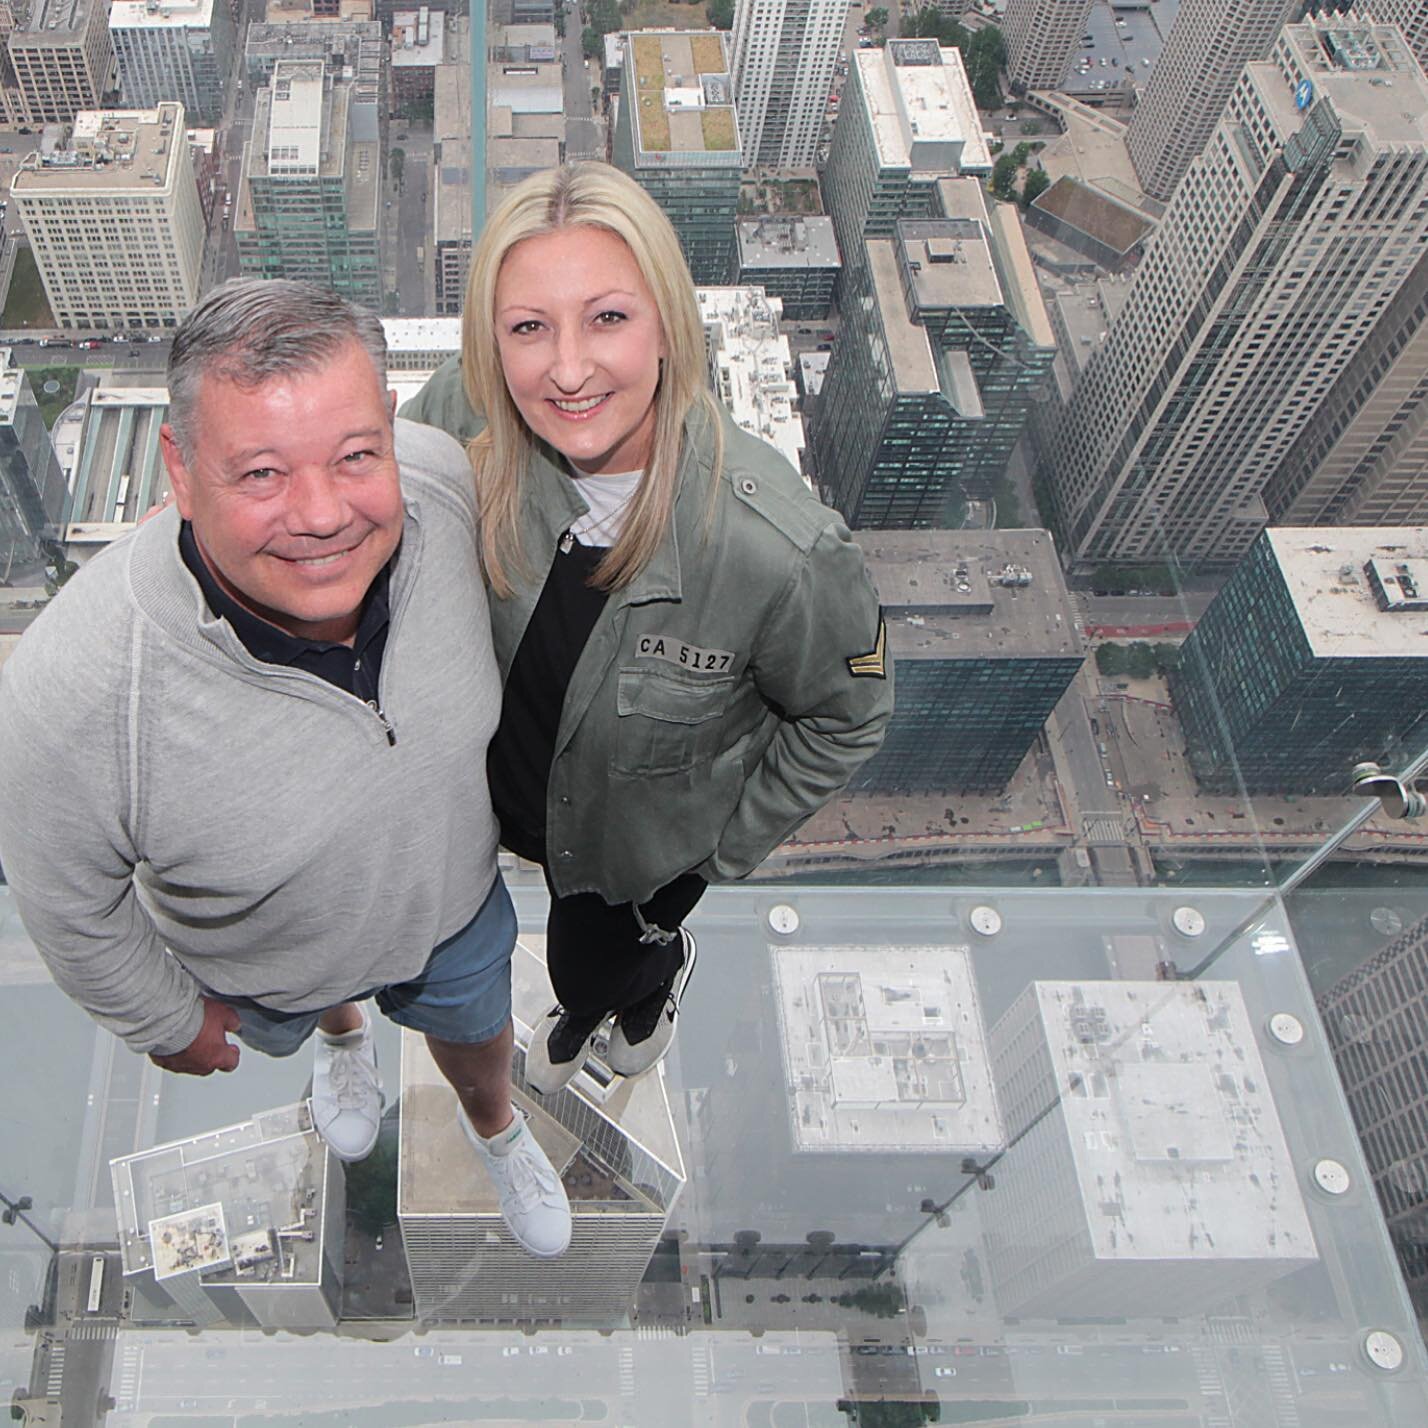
[459,1105,572,1259]
[309,1005,383,1162]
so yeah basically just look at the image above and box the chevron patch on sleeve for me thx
[846,617,887,679]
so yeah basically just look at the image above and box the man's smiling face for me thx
[160,340,404,644]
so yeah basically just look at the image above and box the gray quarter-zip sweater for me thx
[0,420,501,1056]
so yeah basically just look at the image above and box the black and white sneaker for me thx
[606,929,697,1078]
[524,1004,609,1096]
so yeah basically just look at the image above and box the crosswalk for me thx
[116,1343,142,1411]
[67,1319,117,1341]
[635,1325,676,1341]
[691,1344,711,1399]
[618,1345,635,1397]
[1191,1346,1230,1428]
[44,1342,64,1399]
[1261,1344,1302,1428]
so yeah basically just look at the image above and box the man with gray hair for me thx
[0,279,571,1259]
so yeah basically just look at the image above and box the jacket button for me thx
[560,849,573,859]
[559,795,571,805]
[739,477,757,495]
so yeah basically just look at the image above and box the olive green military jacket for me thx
[401,357,893,905]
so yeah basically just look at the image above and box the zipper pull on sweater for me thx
[367,700,397,746]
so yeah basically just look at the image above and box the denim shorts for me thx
[219,874,516,1058]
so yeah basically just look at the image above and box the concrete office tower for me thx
[822,38,992,284]
[811,182,1054,528]
[0,350,67,571]
[110,1103,346,1331]
[432,64,471,316]
[6,0,113,125]
[611,29,741,284]
[731,0,845,171]
[985,981,1317,1319]
[236,61,381,307]
[1003,0,1094,92]
[1318,913,1428,1317]
[1128,0,1298,202]
[1048,19,1428,570]
[13,104,204,331]
[1365,0,1428,72]
[1169,526,1428,794]
[244,20,385,143]
[1265,245,1428,528]
[856,530,1083,793]
[734,216,840,320]
[697,286,805,476]
[399,941,684,1324]
[110,0,235,127]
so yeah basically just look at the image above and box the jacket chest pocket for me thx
[612,668,736,776]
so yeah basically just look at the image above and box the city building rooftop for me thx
[798,350,830,398]
[696,286,805,477]
[489,62,563,116]
[854,39,991,177]
[1031,176,1154,257]
[736,215,840,271]
[110,1102,335,1289]
[109,0,217,29]
[267,61,323,173]
[13,104,184,194]
[16,0,97,38]
[0,353,26,425]
[400,937,684,1219]
[64,384,170,538]
[1274,21,1428,146]
[858,529,1082,661]
[772,943,1004,1155]
[381,317,460,360]
[1009,981,1317,1265]
[896,217,1005,311]
[391,10,444,68]
[1266,526,1428,659]
[623,29,739,163]
[866,237,940,396]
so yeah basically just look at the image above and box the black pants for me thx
[501,822,706,1018]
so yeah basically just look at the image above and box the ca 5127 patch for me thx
[847,617,887,679]
[635,634,737,673]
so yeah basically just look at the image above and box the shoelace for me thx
[488,1133,561,1213]
[326,1044,378,1111]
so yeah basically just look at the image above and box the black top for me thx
[178,519,391,703]
[489,538,609,861]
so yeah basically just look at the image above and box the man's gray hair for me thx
[167,279,388,454]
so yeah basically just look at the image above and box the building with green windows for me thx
[809,182,1055,529]
[855,529,1084,794]
[1170,528,1428,795]
[235,60,380,307]
[611,29,740,285]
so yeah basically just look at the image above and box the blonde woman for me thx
[403,162,892,1093]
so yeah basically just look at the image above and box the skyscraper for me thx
[855,530,1083,793]
[13,103,204,331]
[1365,0,1428,72]
[611,29,741,285]
[398,941,684,1324]
[1317,913,1428,1318]
[1003,0,1094,93]
[7,0,113,125]
[811,180,1054,527]
[1169,527,1428,794]
[730,0,845,171]
[1127,0,1298,202]
[1264,245,1428,528]
[235,60,381,306]
[985,981,1316,1318]
[110,0,236,127]
[1048,18,1428,569]
[821,38,991,286]
[0,349,67,573]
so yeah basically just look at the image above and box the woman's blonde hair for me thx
[462,161,723,596]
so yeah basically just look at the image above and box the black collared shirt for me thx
[178,520,391,704]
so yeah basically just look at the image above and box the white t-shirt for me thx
[567,468,643,547]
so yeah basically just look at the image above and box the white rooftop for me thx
[772,944,1005,1155]
[737,215,840,270]
[380,317,461,354]
[268,61,324,175]
[109,0,217,28]
[1023,981,1316,1265]
[855,39,991,177]
[1267,526,1428,660]
[110,1102,334,1288]
[696,287,805,478]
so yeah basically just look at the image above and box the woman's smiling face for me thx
[494,224,667,476]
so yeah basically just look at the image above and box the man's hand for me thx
[149,996,241,1076]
